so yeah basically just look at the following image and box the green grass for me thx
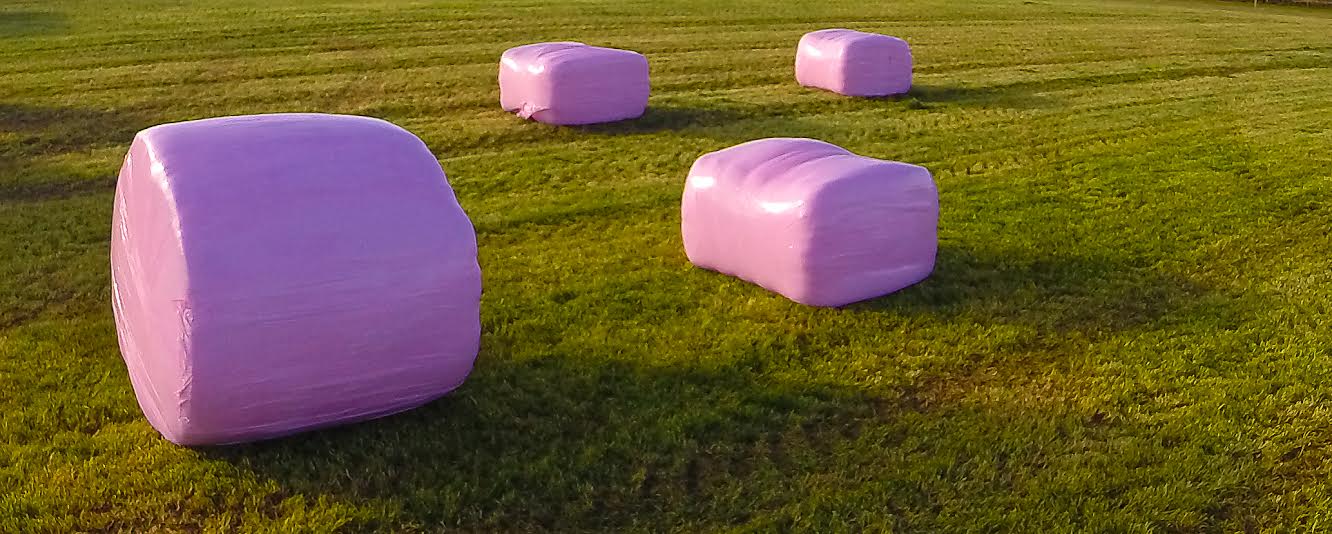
[3,0,1332,531]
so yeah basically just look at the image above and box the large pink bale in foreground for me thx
[681,138,937,307]
[499,42,650,125]
[796,29,913,97]
[110,113,482,446]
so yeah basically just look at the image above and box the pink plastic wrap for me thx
[499,42,650,125]
[681,138,937,307]
[795,29,912,97]
[110,113,482,446]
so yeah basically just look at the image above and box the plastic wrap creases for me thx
[681,138,938,307]
[796,29,913,97]
[499,42,650,125]
[110,113,482,446]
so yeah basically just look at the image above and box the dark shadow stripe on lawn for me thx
[197,357,942,531]
[0,175,116,205]
[0,103,150,162]
[849,244,1240,335]
[0,11,67,38]
[197,335,1264,531]
[470,191,677,236]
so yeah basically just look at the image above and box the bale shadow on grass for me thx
[573,103,773,136]
[201,356,918,531]
[0,103,148,156]
[197,297,1255,532]
[847,243,1238,335]
[0,11,68,38]
[0,171,118,205]
[522,82,1052,146]
[762,84,1056,112]
[0,103,150,203]
[197,246,1255,530]
[569,82,1055,140]
[569,102,845,149]
[897,84,1056,110]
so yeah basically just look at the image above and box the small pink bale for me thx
[795,29,913,97]
[681,138,938,307]
[499,42,650,125]
[111,113,482,446]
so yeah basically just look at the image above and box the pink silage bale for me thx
[499,42,650,125]
[681,138,938,308]
[110,113,482,446]
[795,29,913,97]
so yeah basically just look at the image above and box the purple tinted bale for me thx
[110,113,481,446]
[795,29,913,97]
[499,42,650,125]
[681,138,937,307]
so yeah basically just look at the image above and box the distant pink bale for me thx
[110,113,482,446]
[681,138,937,307]
[499,42,650,125]
[795,29,912,97]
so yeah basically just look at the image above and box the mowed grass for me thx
[4,0,1332,531]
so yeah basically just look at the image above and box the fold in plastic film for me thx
[499,42,650,125]
[796,29,913,97]
[681,138,937,307]
[110,113,482,445]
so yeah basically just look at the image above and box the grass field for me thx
[4,0,1332,531]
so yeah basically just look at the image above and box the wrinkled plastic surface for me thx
[110,113,482,446]
[681,138,937,307]
[499,42,650,125]
[796,29,912,97]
